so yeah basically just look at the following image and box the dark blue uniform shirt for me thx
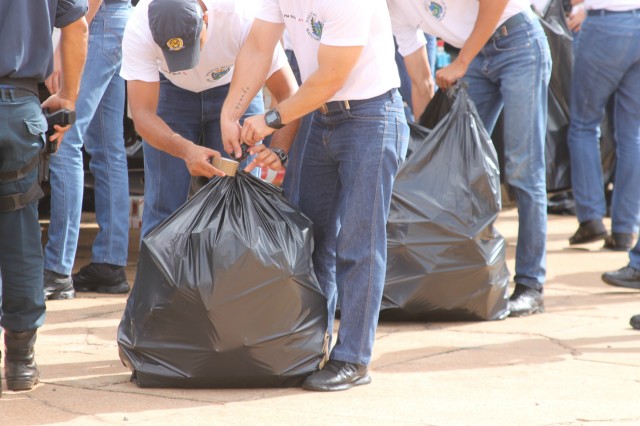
[0,0,88,82]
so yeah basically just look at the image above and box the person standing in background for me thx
[388,0,552,317]
[0,0,88,395]
[44,0,133,299]
[566,0,640,252]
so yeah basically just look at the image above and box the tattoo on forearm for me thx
[234,86,249,112]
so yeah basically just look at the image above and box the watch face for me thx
[265,109,282,129]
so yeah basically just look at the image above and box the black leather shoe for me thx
[44,270,75,300]
[4,329,39,391]
[603,233,635,252]
[569,219,608,245]
[601,265,640,290]
[72,263,130,294]
[631,315,640,330]
[508,284,544,317]
[302,359,371,392]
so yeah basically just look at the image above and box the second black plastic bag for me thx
[118,172,328,388]
[382,85,510,321]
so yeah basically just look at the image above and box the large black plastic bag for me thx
[382,86,510,321]
[118,172,328,388]
[538,0,574,192]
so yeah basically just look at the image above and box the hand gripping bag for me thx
[382,85,510,321]
[118,172,328,388]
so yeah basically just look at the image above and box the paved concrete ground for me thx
[1,207,639,425]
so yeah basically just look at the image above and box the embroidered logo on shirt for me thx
[207,66,232,82]
[306,13,324,40]
[425,1,446,20]
[166,38,184,51]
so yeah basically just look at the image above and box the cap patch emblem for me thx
[167,38,184,51]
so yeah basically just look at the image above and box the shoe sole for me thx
[45,290,76,301]
[7,377,39,391]
[74,282,130,294]
[603,244,632,252]
[569,232,607,245]
[508,305,545,318]
[602,276,640,290]
[302,374,372,392]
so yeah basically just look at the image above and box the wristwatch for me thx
[264,108,285,130]
[271,147,288,166]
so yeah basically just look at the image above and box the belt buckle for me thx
[319,104,329,114]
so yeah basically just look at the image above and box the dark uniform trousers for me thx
[0,87,48,332]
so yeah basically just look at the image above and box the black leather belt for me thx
[0,87,37,99]
[318,90,392,115]
[494,12,529,38]
[587,8,640,16]
[0,77,39,98]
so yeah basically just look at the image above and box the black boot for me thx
[4,329,39,391]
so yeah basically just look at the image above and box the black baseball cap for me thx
[148,0,204,72]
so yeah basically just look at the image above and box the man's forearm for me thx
[457,0,510,66]
[222,46,273,123]
[59,18,89,102]
[132,109,194,160]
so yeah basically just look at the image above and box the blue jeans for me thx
[568,11,640,235]
[462,11,551,290]
[46,1,132,274]
[0,92,47,331]
[296,89,408,366]
[141,80,264,238]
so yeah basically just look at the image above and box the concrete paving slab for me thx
[1,207,640,425]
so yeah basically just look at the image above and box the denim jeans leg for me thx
[463,14,551,289]
[298,90,408,365]
[568,23,618,226]
[45,4,127,275]
[611,63,640,235]
[84,75,130,266]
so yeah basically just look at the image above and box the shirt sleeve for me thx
[388,1,427,57]
[120,15,161,82]
[55,0,88,28]
[319,0,370,47]
[256,0,285,24]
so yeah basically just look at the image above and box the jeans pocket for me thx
[395,117,409,168]
[24,113,48,148]
[492,29,532,52]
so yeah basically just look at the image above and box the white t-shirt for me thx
[121,0,287,93]
[257,0,400,101]
[388,0,532,54]
[584,0,640,11]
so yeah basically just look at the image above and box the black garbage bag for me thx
[382,86,510,321]
[538,0,574,192]
[118,172,328,388]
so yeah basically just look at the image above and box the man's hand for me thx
[435,59,469,90]
[221,117,244,160]
[567,3,586,32]
[243,144,284,173]
[241,114,276,146]
[40,93,76,146]
[182,142,225,178]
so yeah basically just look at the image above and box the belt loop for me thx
[344,100,350,110]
